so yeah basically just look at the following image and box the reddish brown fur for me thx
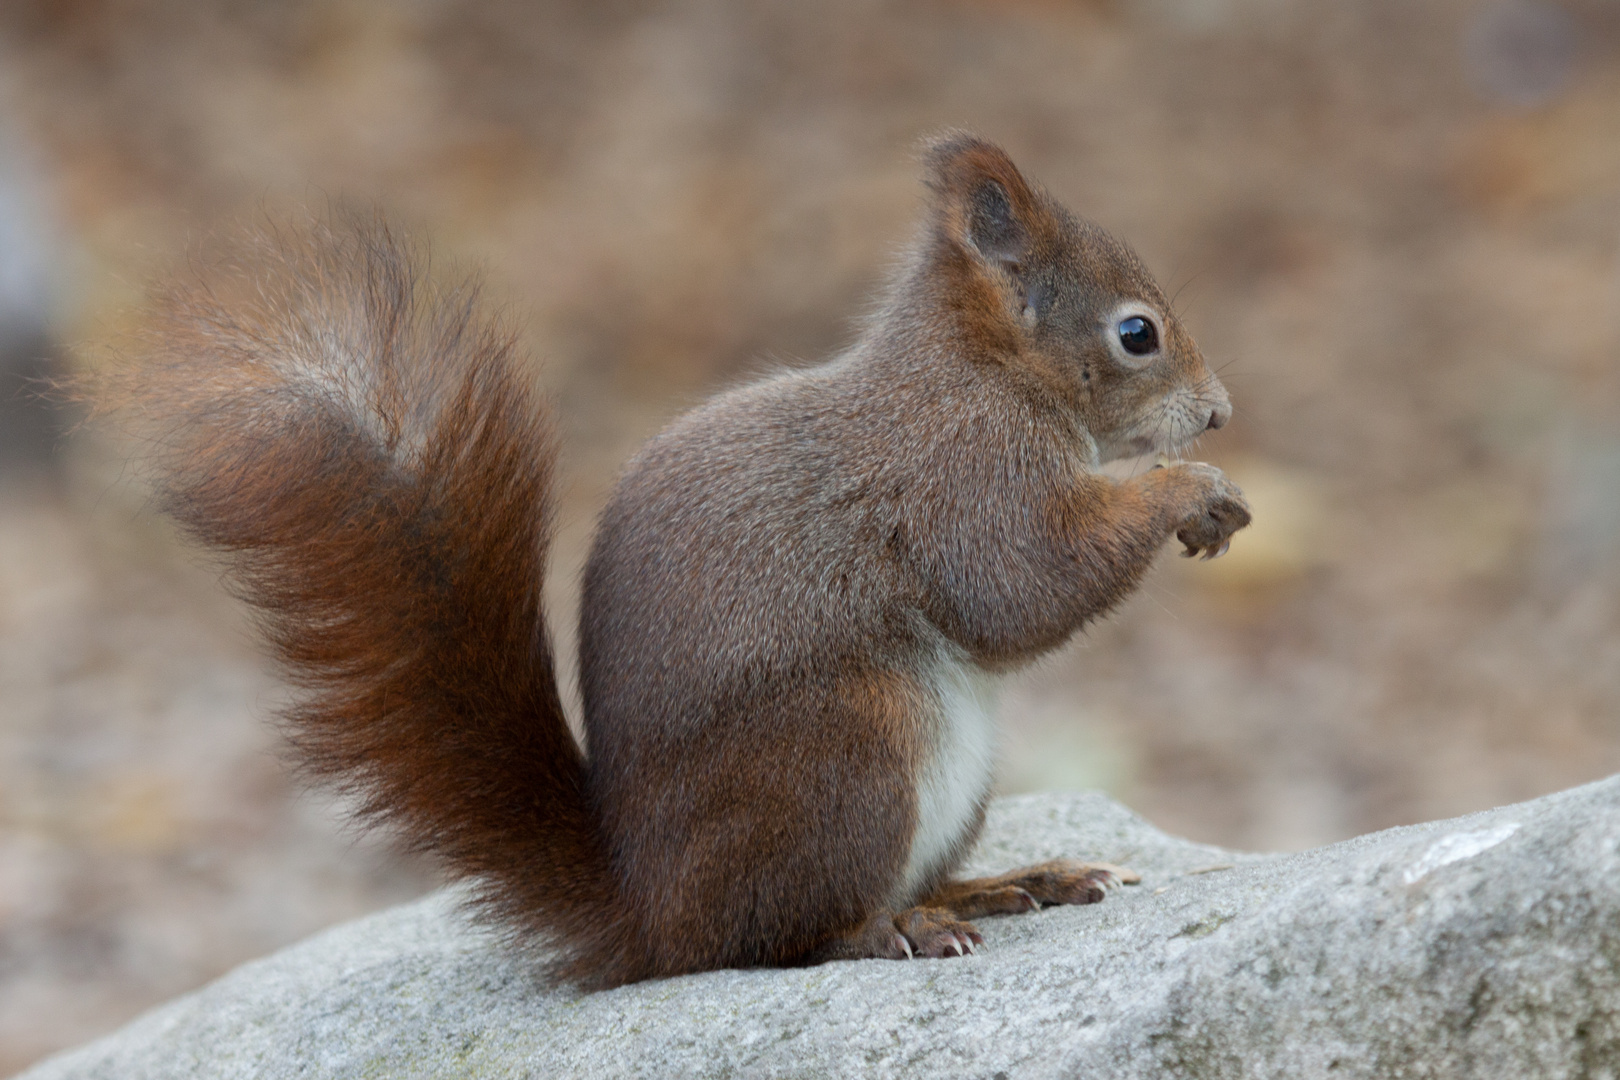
[96,217,642,986]
[102,136,1248,989]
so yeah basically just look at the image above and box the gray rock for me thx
[20,779,1620,1079]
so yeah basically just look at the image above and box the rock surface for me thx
[20,779,1620,1079]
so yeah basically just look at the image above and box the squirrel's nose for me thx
[1205,401,1232,431]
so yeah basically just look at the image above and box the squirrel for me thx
[100,133,1249,989]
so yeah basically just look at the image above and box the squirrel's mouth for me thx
[1126,434,1161,455]
[1108,390,1225,461]
[1101,426,1197,464]
[1094,432,1162,464]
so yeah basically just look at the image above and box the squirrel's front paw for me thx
[1164,462,1251,560]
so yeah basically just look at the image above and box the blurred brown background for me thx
[2,0,1619,1071]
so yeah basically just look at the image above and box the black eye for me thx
[1118,316,1158,356]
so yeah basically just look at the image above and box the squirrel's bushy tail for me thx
[105,215,642,987]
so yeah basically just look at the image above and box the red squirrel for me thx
[103,134,1249,989]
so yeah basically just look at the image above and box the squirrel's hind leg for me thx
[799,857,1139,964]
[924,859,1140,917]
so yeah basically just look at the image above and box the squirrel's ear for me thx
[922,133,1038,270]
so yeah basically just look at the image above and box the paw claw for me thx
[1091,862,1142,886]
[897,909,983,959]
[895,934,913,959]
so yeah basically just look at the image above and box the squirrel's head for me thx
[919,133,1230,463]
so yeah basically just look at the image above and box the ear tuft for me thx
[920,131,1039,268]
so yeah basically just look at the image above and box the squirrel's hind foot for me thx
[926,859,1141,918]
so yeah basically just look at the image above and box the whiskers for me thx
[1107,369,1235,466]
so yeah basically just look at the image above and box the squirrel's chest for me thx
[897,652,1002,901]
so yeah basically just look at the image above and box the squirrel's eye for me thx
[1118,316,1159,356]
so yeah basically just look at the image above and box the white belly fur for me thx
[898,648,1002,903]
